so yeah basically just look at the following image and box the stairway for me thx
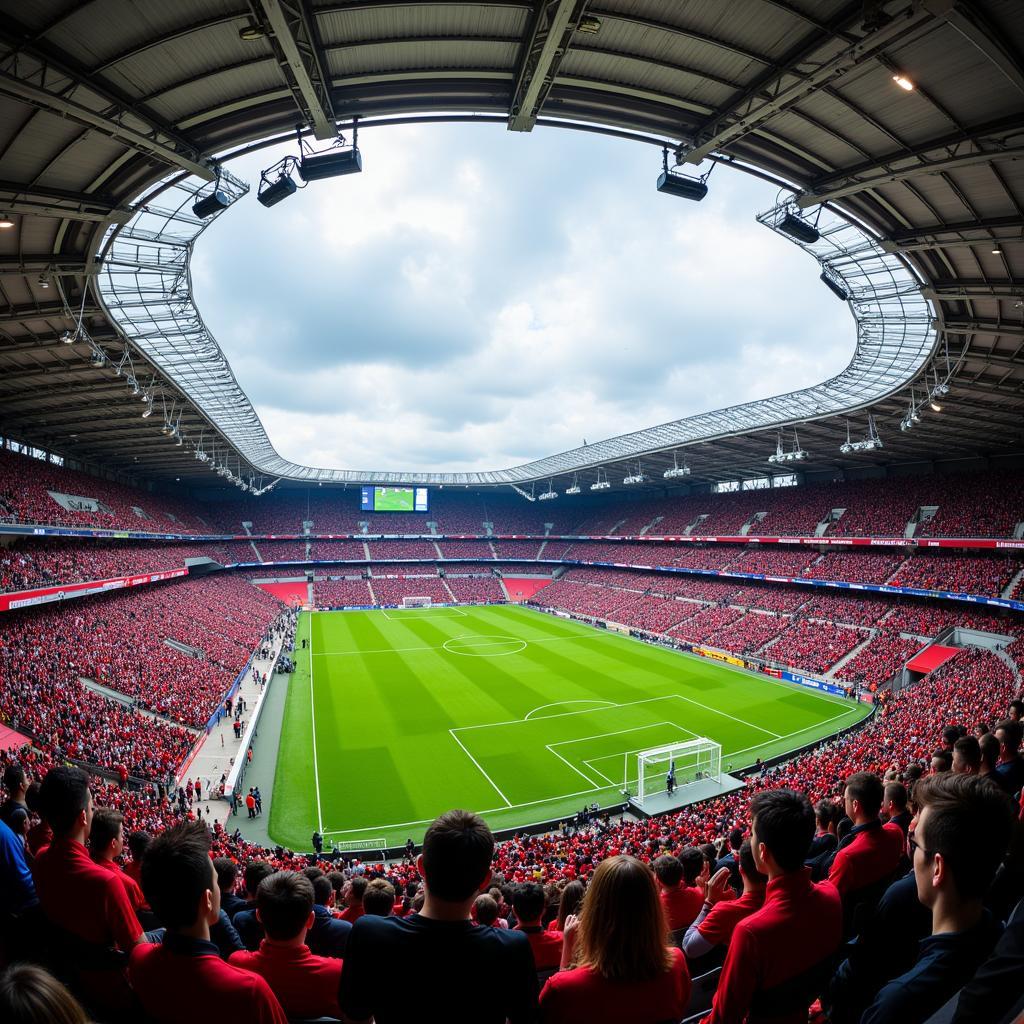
[441,577,458,602]
[826,631,875,678]
[432,540,444,558]
[248,539,263,562]
[487,538,499,559]
[640,515,664,536]
[537,539,549,559]
[1002,566,1024,599]
[367,577,379,605]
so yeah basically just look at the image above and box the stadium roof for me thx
[0,0,1022,493]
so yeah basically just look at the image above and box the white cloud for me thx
[194,125,852,472]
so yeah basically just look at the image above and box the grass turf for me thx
[268,605,869,849]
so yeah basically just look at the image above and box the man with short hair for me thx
[993,719,1024,796]
[880,782,912,839]
[228,871,342,1020]
[338,809,538,1024]
[128,820,288,1024]
[0,763,30,838]
[828,772,902,904]
[683,839,766,964]
[361,878,395,917]
[930,750,953,774]
[309,874,351,957]
[88,807,147,916]
[703,790,842,1024]
[654,850,704,934]
[214,857,246,918]
[233,860,276,948]
[1008,698,1023,722]
[714,828,745,892]
[861,773,1016,1024]
[338,875,368,923]
[952,735,981,775]
[512,881,562,969]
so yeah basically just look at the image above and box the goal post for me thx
[401,596,432,608]
[635,737,722,807]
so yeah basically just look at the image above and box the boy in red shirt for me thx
[88,807,147,915]
[512,881,563,969]
[653,850,704,934]
[128,820,287,1024]
[229,870,342,1019]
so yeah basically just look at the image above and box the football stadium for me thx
[0,2,1023,1023]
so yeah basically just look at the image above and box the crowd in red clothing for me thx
[834,632,924,686]
[369,575,453,605]
[313,578,374,608]
[761,619,866,675]
[445,575,507,603]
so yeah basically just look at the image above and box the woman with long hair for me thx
[548,879,585,932]
[539,855,691,1023]
[0,965,90,1024]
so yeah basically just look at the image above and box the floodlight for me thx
[929,400,942,412]
[892,73,914,91]
[299,148,362,181]
[538,489,558,500]
[590,480,611,490]
[819,271,849,301]
[0,213,14,229]
[192,189,230,219]
[577,15,602,33]
[656,170,708,202]
[37,273,50,289]
[565,485,581,495]
[141,403,153,419]
[90,350,106,367]
[257,172,298,209]
[778,213,820,245]
[59,329,75,344]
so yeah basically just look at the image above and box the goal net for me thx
[402,596,433,608]
[635,737,722,807]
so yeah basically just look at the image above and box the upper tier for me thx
[3,446,1024,540]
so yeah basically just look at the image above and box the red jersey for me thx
[828,821,903,896]
[704,868,842,1024]
[338,903,364,924]
[93,857,147,914]
[229,941,342,1019]
[516,924,564,970]
[697,889,766,948]
[129,932,288,1024]
[33,836,142,950]
[540,946,690,1023]
[660,882,704,931]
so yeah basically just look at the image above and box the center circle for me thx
[442,635,527,657]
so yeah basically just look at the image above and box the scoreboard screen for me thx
[360,486,429,513]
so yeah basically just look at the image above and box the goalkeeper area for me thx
[267,605,870,850]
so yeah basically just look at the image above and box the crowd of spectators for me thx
[834,632,925,687]
[369,576,453,606]
[444,576,507,603]
[313,579,373,608]
[252,540,309,563]
[705,611,792,655]
[888,553,1020,596]
[365,540,440,560]
[761,619,866,675]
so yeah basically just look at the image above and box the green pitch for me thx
[268,605,869,849]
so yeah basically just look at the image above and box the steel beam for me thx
[249,0,338,140]
[940,0,1024,96]
[0,256,94,274]
[0,302,99,325]
[0,181,131,223]
[942,319,1024,338]
[922,281,1024,301]
[509,0,590,132]
[680,3,937,165]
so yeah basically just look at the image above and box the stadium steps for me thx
[441,577,458,602]
[497,577,512,601]
[684,513,709,535]
[607,517,630,534]
[361,539,371,559]
[1002,565,1024,599]
[826,632,877,678]
[639,515,664,535]
[487,538,499,559]
[537,539,549,558]
[431,540,444,558]
[367,578,379,604]
[248,539,263,562]
[884,555,915,583]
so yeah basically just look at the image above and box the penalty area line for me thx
[448,729,512,807]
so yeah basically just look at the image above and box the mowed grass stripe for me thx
[267,606,870,849]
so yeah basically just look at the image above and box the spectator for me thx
[861,773,1016,1023]
[828,772,903,917]
[703,789,842,1024]
[128,820,287,1024]
[0,815,38,956]
[32,766,143,1011]
[361,878,395,918]
[474,894,504,928]
[308,875,351,957]
[653,850,704,936]
[714,827,744,891]
[214,857,246,919]
[228,871,342,1020]
[952,735,982,775]
[880,782,912,838]
[550,879,584,933]
[931,750,953,773]
[950,910,1024,1023]
[123,831,150,889]
[539,855,691,1024]
[88,807,146,916]
[338,809,538,1024]
[978,732,1001,780]
[683,839,766,964]
[513,881,563,970]
[993,720,1024,796]
[338,875,367,923]
[0,964,90,1024]
[232,860,276,947]
[0,764,30,837]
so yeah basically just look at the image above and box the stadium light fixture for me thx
[892,73,915,91]
[538,479,558,500]
[656,148,710,202]
[37,273,50,289]
[90,349,106,368]
[768,428,808,463]
[664,452,691,479]
[819,270,849,301]
[565,474,581,495]
[0,213,14,229]
[577,15,602,33]
[141,401,153,419]
[257,155,302,209]
[59,329,75,344]
[623,463,647,485]
[192,188,230,219]
[778,212,820,245]
[299,124,362,182]
[590,468,611,491]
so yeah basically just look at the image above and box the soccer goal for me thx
[634,737,722,808]
[401,596,433,608]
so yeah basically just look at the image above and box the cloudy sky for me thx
[192,123,852,473]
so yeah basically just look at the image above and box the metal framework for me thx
[95,173,936,486]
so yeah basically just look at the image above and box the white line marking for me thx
[546,744,601,790]
[452,695,682,733]
[308,612,324,834]
[672,693,783,739]
[524,700,615,720]
[581,760,618,786]
[448,729,512,807]
[548,720,682,748]
[380,606,467,620]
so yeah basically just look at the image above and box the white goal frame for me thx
[401,596,433,608]
[635,737,722,807]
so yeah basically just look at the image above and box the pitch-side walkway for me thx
[176,630,290,828]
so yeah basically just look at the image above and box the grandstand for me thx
[1,2,1023,1023]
